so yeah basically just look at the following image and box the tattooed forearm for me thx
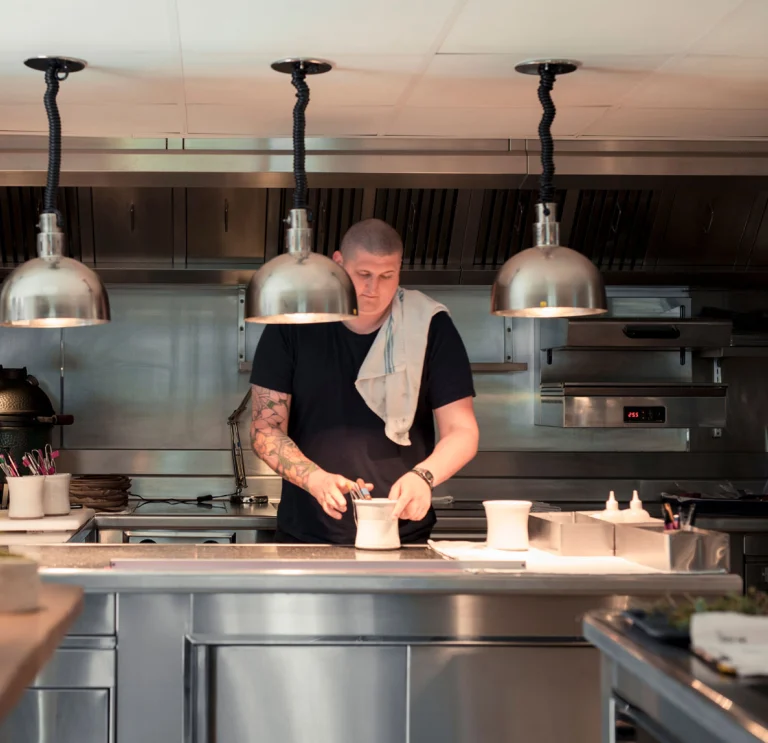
[250,386,319,490]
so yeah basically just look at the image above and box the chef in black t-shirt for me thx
[249,218,479,544]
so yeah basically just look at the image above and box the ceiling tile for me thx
[0,0,179,52]
[691,0,768,57]
[187,105,390,136]
[0,52,182,105]
[0,103,185,137]
[582,108,768,140]
[386,106,608,137]
[440,0,742,56]
[183,54,421,106]
[623,56,768,109]
[178,0,457,55]
[407,54,668,108]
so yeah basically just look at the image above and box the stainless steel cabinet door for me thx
[409,645,600,743]
[214,645,407,743]
[0,689,109,743]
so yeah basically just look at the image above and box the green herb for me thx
[642,589,768,630]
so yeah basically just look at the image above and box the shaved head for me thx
[340,218,403,259]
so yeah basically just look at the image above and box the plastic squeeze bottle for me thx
[622,490,651,523]
[594,491,624,522]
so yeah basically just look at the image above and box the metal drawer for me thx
[30,648,115,689]
[0,689,109,743]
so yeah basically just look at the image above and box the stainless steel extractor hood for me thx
[538,382,728,428]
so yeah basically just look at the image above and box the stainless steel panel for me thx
[63,287,248,449]
[417,286,504,363]
[67,594,115,636]
[614,524,730,572]
[529,512,615,556]
[0,689,109,743]
[192,594,623,638]
[91,188,174,265]
[213,645,407,743]
[117,593,191,743]
[186,188,268,263]
[125,530,235,544]
[29,649,115,689]
[539,394,727,428]
[409,646,601,743]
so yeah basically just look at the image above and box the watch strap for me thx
[410,467,434,489]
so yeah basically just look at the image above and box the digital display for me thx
[623,406,666,424]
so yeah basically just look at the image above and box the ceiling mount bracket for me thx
[24,56,87,74]
[270,58,333,75]
[514,59,580,76]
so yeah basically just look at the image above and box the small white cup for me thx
[484,500,532,551]
[43,473,71,516]
[8,475,45,519]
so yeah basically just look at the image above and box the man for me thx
[249,218,479,544]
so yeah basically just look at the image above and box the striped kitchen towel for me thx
[355,287,448,446]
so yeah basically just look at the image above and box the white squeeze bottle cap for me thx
[605,491,619,511]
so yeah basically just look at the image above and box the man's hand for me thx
[389,472,431,521]
[306,471,374,520]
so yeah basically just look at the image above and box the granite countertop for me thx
[0,584,83,722]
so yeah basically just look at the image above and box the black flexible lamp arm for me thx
[536,64,557,216]
[291,63,310,210]
[42,62,68,220]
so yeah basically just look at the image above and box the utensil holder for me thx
[43,472,71,516]
[8,475,45,519]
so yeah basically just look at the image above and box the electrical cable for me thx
[536,64,557,216]
[42,61,68,222]
[290,62,310,210]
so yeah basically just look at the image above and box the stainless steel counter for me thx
[1,541,742,743]
[9,542,743,594]
[584,612,768,743]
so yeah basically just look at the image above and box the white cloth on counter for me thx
[428,540,527,565]
[355,287,448,446]
[691,612,768,676]
[428,541,660,574]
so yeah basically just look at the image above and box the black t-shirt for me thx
[250,311,475,544]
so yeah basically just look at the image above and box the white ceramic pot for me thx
[483,500,532,551]
[43,473,71,516]
[8,475,45,519]
[353,499,401,551]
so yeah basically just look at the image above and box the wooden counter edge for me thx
[0,583,84,722]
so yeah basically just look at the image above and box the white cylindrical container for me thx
[353,499,401,550]
[7,475,45,519]
[43,473,71,516]
[484,500,532,551]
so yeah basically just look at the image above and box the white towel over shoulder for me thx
[355,288,448,446]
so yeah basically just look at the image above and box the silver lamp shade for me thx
[0,214,110,327]
[245,208,357,323]
[491,203,606,318]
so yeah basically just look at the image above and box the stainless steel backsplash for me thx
[0,284,766,502]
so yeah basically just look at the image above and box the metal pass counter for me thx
[0,542,740,743]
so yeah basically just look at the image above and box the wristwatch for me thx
[410,467,434,490]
